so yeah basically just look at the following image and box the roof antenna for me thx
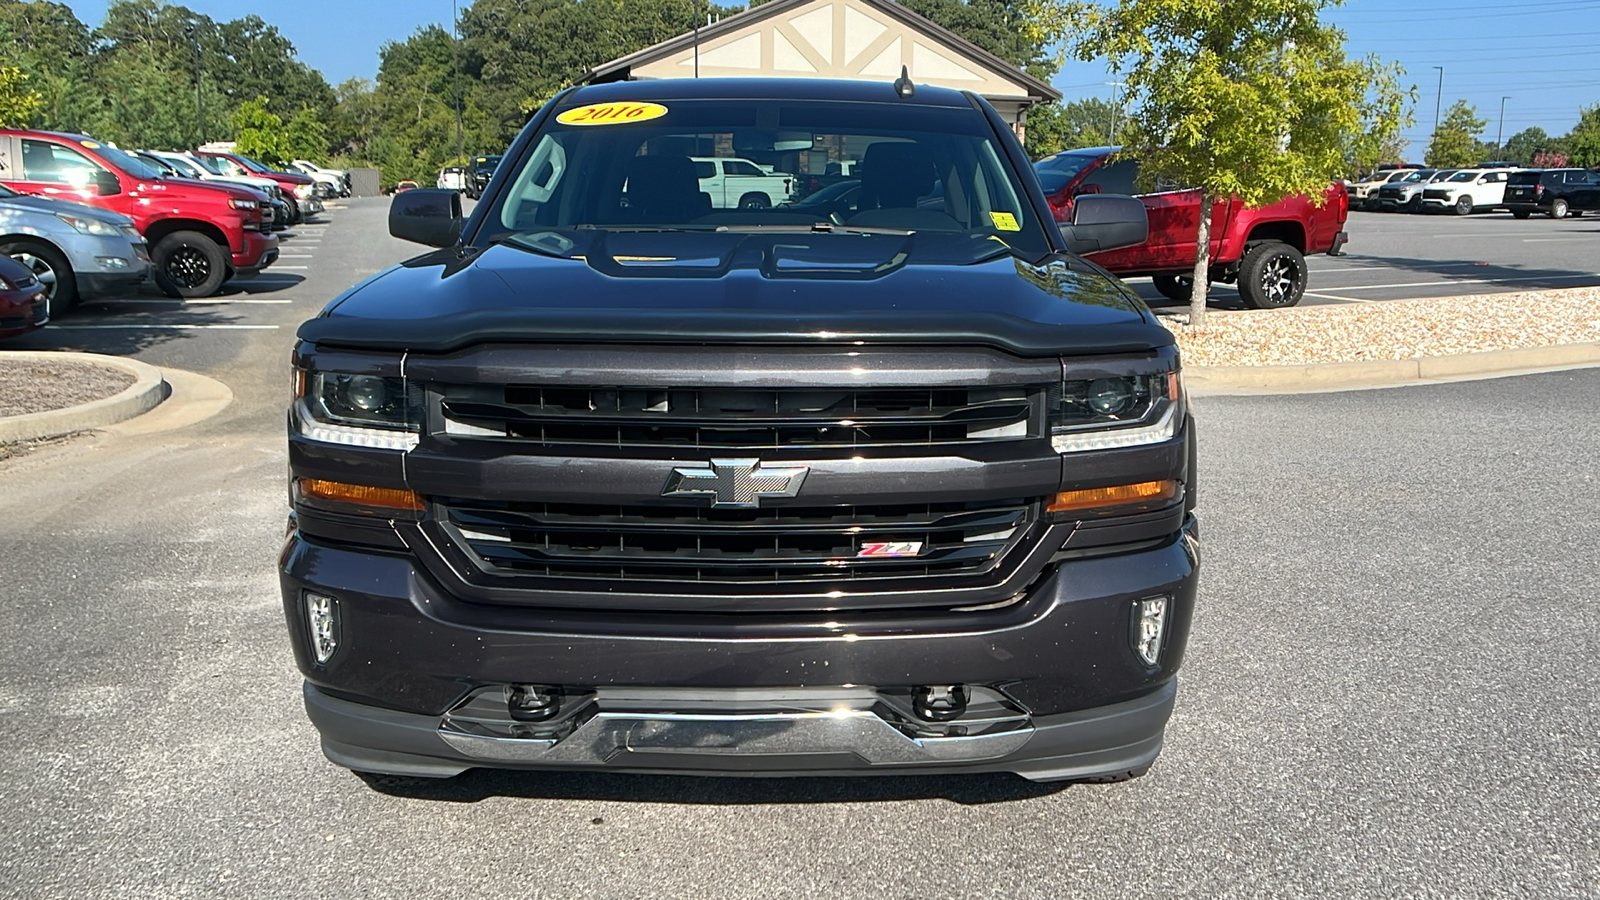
[893,65,915,98]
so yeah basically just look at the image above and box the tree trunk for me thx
[1189,190,1212,328]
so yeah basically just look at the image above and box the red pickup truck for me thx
[0,130,278,297]
[1035,147,1348,308]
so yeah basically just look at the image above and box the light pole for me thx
[1106,81,1125,144]
[452,0,463,163]
[1431,66,1444,138]
[186,23,204,145]
[1497,95,1510,149]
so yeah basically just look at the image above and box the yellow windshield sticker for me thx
[557,102,669,127]
[81,140,101,149]
[990,211,1020,231]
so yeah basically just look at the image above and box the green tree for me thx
[1029,0,1402,325]
[0,66,43,127]
[1567,105,1600,168]
[231,95,290,164]
[1025,97,1127,158]
[283,105,329,162]
[1502,127,1552,166]
[1424,100,1486,168]
[902,0,1059,80]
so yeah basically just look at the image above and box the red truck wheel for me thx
[1238,242,1306,309]
[152,231,228,298]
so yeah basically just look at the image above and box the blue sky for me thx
[64,0,1600,155]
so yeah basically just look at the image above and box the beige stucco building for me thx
[582,0,1060,139]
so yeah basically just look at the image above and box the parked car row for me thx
[0,129,342,323]
[1348,164,1600,217]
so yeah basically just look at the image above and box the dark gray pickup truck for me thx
[281,77,1198,784]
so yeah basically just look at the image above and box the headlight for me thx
[1050,363,1183,454]
[294,184,314,199]
[229,198,259,210]
[295,369,420,450]
[55,212,120,236]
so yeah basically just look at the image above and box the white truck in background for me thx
[692,157,796,209]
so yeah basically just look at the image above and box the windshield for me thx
[1430,170,1456,181]
[96,145,167,180]
[187,154,224,175]
[0,183,17,199]
[486,97,1050,263]
[158,155,203,177]
[1387,170,1413,182]
[235,154,274,174]
[1448,171,1477,182]
[1033,153,1100,195]
[1401,170,1432,183]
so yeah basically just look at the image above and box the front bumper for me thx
[280,519,1199,781]
[232,232,280,275]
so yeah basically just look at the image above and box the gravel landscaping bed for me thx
[0,358,136,418]
[1166,286,1600,367]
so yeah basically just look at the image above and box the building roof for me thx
[582,0,1061,104]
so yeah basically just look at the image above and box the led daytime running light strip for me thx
[1051,399,1181,454]
[296,402,419,451]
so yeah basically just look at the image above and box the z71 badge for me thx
[857,541,924,558]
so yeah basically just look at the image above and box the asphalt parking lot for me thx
[1,199,1597,897]
[1129,208,1600,309]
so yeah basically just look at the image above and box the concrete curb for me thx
[1187,341,1600,396]
[0,351,170,443]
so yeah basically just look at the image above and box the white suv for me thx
[1419,168,1515,215]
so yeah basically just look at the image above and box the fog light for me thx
[305,592,339,664]
[95,256,130,269]
[1132,596,1168,666]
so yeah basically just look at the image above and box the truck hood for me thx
[299,239,1171,357]
[0,194,136,226]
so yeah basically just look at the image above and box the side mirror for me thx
[1059,194,1148,256]
[389,188,464,247]
[94,170,122,196]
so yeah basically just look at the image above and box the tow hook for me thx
[913,684,970,721]
[506,684,562,722]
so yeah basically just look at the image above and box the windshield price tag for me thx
[989,212,1020,231]
[556,102,669,127]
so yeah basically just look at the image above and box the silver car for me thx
[0,183,149,317]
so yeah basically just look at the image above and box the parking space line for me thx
[273,265,309,270]
[277,253,316,258]
[1303,291,1370,303]
[45,324,280,330]
[1313,272,1600,292]
[84,298,292,305]
[1521,238,1596,243]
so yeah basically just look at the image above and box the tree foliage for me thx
[231,96,291,164]
[0,66,43,127]
[1424,100,1486,168]
[1024,97,1128,158]
[1567,105,1600,168]
[1028,0,1401,325]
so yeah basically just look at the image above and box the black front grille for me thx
[437,497,1039,588]
[1423,189,1451,200]
[437,385,1039,450]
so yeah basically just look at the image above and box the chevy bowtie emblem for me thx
[661,458,810,509]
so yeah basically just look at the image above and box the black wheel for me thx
[1454,195,1474,216]
[151,231,228,298]
[285,197,303,225]
[1549,198,1569,219]
[1406,195,1423,212]
[1512,210,1531,220]
[1151,274,1198,303]
[1238,241,1306,309]
[737,192,771,210]
[0,239,76,318]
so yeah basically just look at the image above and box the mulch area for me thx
[0,358,135,418]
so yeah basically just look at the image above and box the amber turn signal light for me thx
[298,478,424,511]
[1048,480,1177,513]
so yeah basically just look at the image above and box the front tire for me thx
[1549,198,1569,219]
[0,239,76,319]
[1238,241,1306,309]
[1454,195,1474,216]
[1512,210,1531,220]
[151,231,228,298]
[738,192,772,210]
